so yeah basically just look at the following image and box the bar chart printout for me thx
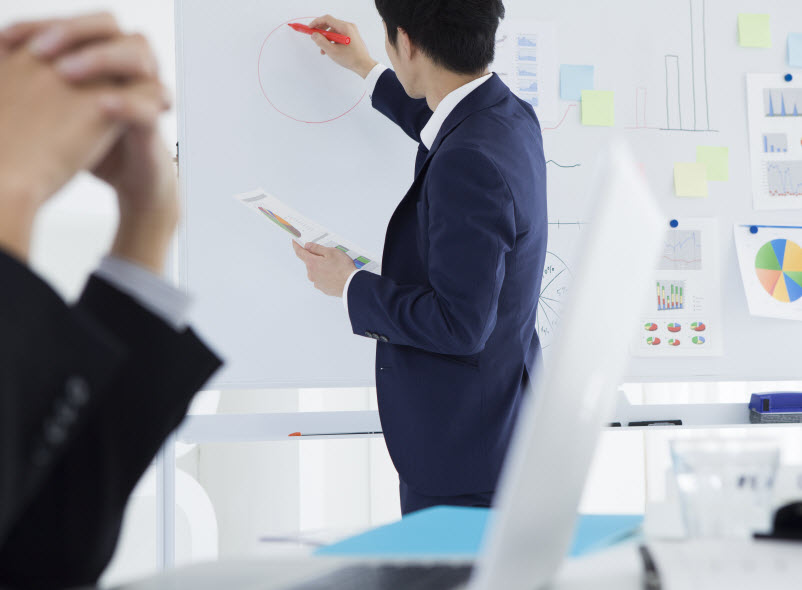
[747,75,802,210]
[657,281,685,311]
[763,133,788,153]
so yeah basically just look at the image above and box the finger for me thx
[56,34,158,82]
[98,81,171,128]
[308,15,350,33]
[305,243,329,257]
[293,241,315,264]
[28,12,120,58]
[0,19,59,48]
[311,32,335,54]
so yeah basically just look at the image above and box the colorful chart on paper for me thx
[754,239,802,303]
[259,207,302,239]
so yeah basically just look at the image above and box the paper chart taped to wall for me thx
[734,224,802,321]
[746,74,802,210]
[635,218,723,357]
[491,20,559,124]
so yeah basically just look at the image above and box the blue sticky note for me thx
[561,65,595,101]
[315,506,643,559]
[790,33,802,68]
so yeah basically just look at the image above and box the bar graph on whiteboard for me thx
[662,0,716,132]
[626,0,717,132]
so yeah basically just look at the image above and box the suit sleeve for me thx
[347,148,516,356]
[0,252,126,550]
[0,275,221,589]
[372,69,433,143]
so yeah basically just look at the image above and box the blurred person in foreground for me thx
[0,13,221,589]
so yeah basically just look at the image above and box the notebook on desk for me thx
[316,506,643,560]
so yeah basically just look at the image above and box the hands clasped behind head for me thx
[0,13,178,271]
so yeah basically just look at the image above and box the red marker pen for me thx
[288,23,351,45]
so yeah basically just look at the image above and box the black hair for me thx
[375,0,505,75]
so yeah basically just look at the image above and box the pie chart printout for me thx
[258,17,367,123]
[754,239,802,303]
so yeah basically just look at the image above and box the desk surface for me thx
[114,543,644,590]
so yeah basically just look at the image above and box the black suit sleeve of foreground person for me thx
[0,251,222,589]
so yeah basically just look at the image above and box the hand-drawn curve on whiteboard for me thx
[258,16,367,124]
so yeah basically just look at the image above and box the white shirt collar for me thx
[420,73,493,150]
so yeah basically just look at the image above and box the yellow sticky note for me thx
[738,14,771,48]
[674,163,708,198]
[696,146,729,182]
[581,90,615,127]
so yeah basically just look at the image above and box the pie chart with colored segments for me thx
[755,239,802,303]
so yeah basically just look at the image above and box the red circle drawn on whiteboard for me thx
[258,16,367,124]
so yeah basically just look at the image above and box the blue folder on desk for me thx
[316,507,643,559]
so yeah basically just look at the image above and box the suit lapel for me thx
[408,74,510,193]
[384,74,512,257]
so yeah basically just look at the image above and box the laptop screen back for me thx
[470,143,664,590]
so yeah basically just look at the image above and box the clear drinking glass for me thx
[670,438,780,539]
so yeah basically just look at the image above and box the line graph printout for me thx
[234,189,381,274]
[747,74,802,210]
[659,230,702,271]
[491,20,559,124]
[635,218,722,358]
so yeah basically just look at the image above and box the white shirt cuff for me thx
[342,269,362,323]
[365,63,388,99]
[94,256,192,330]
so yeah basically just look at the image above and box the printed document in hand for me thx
[233,189,381,274]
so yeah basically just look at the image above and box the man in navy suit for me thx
[293,0,547,515]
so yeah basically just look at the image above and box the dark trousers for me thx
[399,479,494,516]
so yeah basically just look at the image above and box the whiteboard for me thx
[176,0,802,388]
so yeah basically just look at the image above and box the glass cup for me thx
[670,438,780,539]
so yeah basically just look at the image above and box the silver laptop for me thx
[118,142,664,590]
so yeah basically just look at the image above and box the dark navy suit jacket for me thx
[348,70,548,497]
